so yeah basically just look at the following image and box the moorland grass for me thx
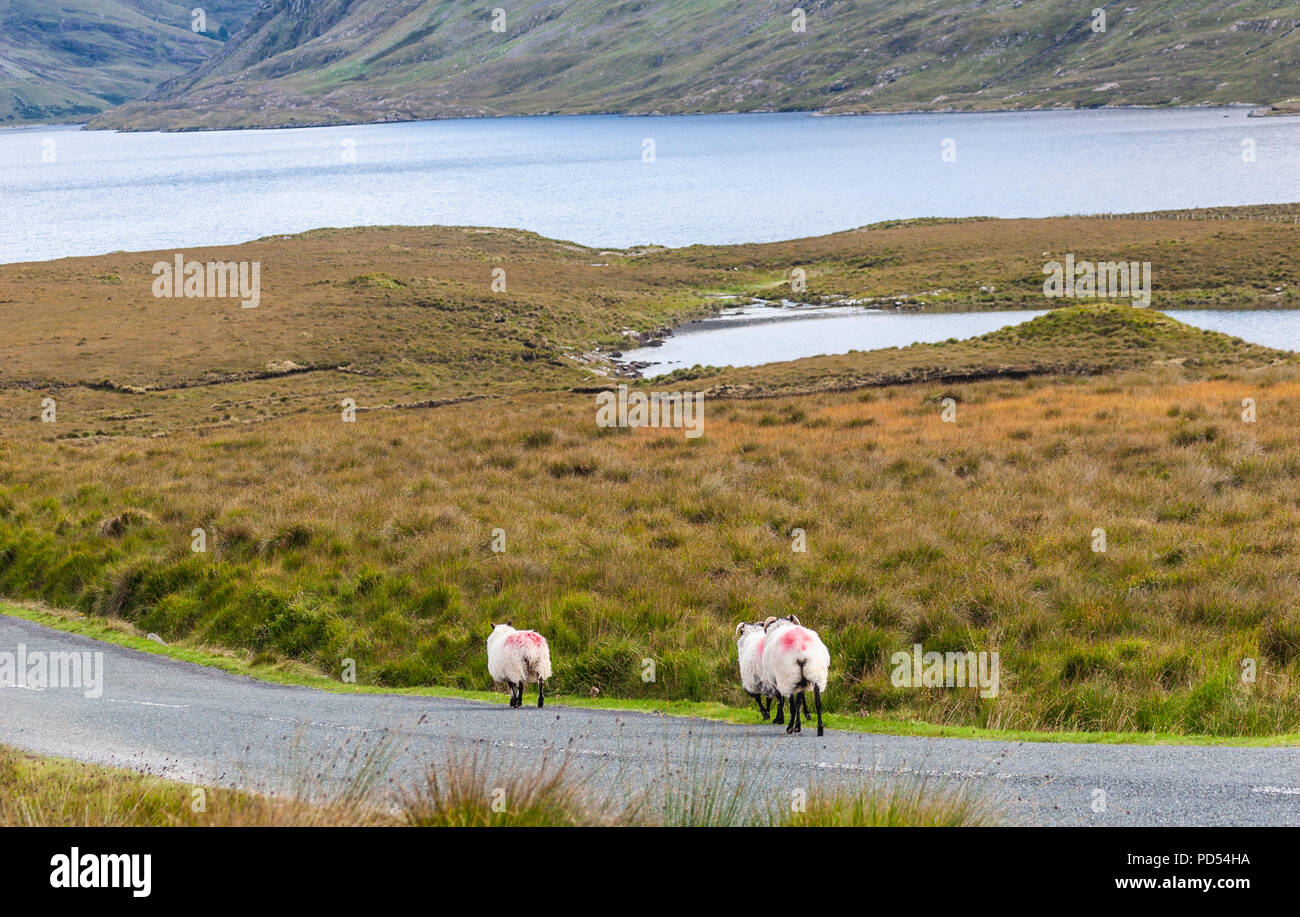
[2,214,1300,739]
[1,212,1296,436]
[2,309,1299,736]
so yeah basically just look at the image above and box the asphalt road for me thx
[2,613,1298,826]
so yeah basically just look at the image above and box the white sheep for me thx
[735,619,811,726]
[761,614,830,735]
[487,621,553,708]
[735,621,778,721]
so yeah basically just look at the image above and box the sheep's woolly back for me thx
[736,622,777,697]
[761,619,830,696]
[487,624,553,685]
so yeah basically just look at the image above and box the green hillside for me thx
[0,0,261,124]
[88,0,1300,130]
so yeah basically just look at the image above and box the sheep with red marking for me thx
[735,621,780,721]
[487,621,552,708]
[761,614,830,735]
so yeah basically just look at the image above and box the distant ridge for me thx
[0,0,262,125]
[87,0,1300,131]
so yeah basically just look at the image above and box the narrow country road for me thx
[2,614,1298,826]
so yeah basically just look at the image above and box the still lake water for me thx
[1167,310,1300,352]
[2,108,1300,263]
[619,304,1048,376]
[619,306,1300,377]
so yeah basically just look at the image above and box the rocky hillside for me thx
[87,0,1300,130]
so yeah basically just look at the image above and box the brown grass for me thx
[1,213,1295,438]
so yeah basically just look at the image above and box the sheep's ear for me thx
[735,622,745,637]
[506,619,513,628]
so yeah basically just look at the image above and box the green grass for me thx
[0,0,259,124]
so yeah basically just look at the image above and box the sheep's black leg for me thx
[786,694,800,734]
[747,691,768,720]
[510,682,520,707]
[773,695,785,725]
[801,694,812,717]
[537,677,545,708]
[761,695,771,719]
[814,684,824,736]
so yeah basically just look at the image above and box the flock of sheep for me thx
[486,615,831,736]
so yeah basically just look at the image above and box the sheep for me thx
[761,614,830,736]
[735,619,811,725]
[735,621,778,721]
[487,621,552,708]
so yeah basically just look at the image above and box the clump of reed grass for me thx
[399,741,626,827]
[770,777,998,827]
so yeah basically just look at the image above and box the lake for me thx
[1167,310,1300,352]
[617,304,1047,376]
[3,107,1300,264]
[617,306,1300,377]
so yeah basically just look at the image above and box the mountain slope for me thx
[87,0,1300,131]
[0,0,262,124]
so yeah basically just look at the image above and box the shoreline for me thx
[4,205,1300,271]
[7,99,1277,134]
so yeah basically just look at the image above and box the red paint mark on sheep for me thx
[780,628,810,651]
[505,631,545,648]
